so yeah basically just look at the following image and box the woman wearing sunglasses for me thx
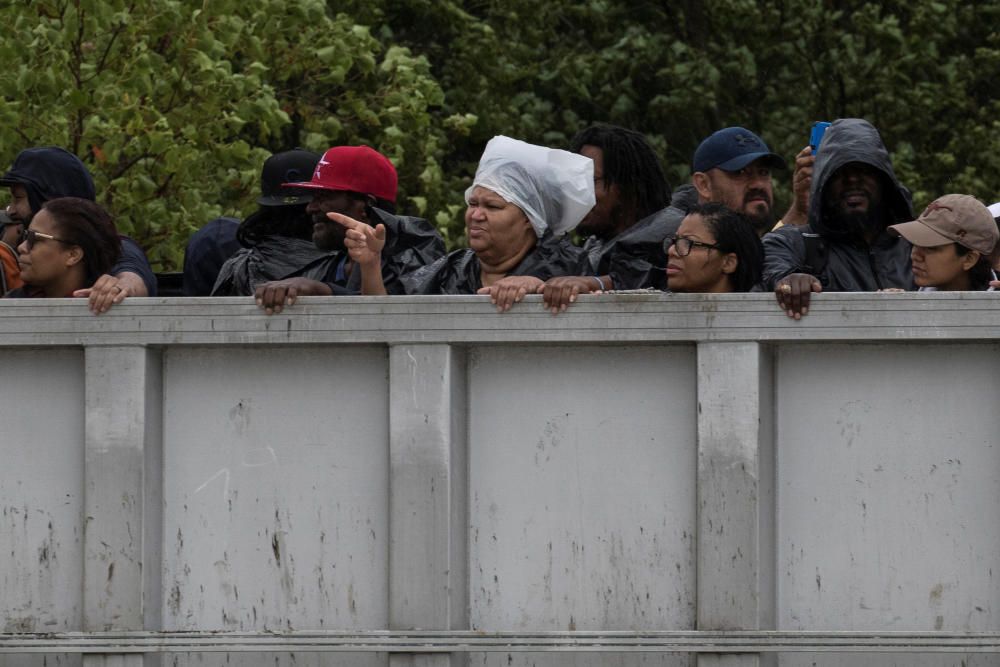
[664,202,764,293]
[5,197,121,300]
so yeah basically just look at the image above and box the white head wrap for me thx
[464,136,596,238]
[989,202,1000,218]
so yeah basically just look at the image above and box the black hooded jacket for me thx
[0,146,157,295]
[762,119,914,291]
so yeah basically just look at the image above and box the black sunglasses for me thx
[19,228,71,250]
[663,234,721,257]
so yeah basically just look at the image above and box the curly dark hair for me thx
[40,197,121,286]
[685,202,764,292]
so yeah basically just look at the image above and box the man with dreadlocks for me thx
[209,149,323,296]
[539,124,672,312]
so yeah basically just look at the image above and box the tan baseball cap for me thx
[889,194,998,255]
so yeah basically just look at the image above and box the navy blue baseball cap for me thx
[692,127,787,173]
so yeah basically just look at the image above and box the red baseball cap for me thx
[283,145,397,203]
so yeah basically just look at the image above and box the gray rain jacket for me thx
[761,119,914,291]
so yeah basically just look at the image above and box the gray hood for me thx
[809,118,913,242]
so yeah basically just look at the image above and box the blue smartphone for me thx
[810,121,831,155]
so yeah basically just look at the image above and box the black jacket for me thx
[582,185,696,290]
[400,234,586,294]
[762,119,914,291]
[211,234,327,296]
[213,207,445,296]
[185,217,241,296]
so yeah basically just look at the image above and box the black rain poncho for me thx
[399,235,586,294]
[762,119,914,291]
[212,207,446,296]
[211,235,328,296]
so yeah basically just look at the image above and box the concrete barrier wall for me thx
[1,293,999,667]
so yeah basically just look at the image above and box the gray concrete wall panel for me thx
[467,345,696,666]
[0,349,85,667]
[775,343,1000,667]
[160,346,390,666]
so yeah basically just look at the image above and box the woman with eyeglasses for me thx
[4,197,121,301]
[664,202,764,293]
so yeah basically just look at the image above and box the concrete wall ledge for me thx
[1,292,999,346]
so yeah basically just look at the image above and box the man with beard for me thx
[253,145,445,314]
[539,124,671,312]
[689,126,787,237]
[762,118,915,318]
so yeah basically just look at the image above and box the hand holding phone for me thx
[809,121,831,155]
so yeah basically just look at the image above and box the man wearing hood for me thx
[1,146,157,310]
[762,119,914,318]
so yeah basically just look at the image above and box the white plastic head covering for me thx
[465,135,595,238]
[990,202,1000,218]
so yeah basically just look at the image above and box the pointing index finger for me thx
[326,211,363,229]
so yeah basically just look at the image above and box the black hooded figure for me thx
[762,119,915,292]
[0,146,157,295]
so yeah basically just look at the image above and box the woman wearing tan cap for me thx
[888,194,998,291]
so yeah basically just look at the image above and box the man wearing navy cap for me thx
[690,126,788,237]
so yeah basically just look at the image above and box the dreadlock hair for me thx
[686,202,763,292]
[570,124,670,220]
[41,197,121,287]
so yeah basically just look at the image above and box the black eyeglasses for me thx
[663,234,721,256]
[19,228,71,250]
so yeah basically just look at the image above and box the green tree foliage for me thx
[0,0,470,268]
[353,0,1000,231]
[0,0,998,267]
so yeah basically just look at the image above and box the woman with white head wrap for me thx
[331,136,595,307]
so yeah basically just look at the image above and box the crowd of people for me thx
[2,118,998,318]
